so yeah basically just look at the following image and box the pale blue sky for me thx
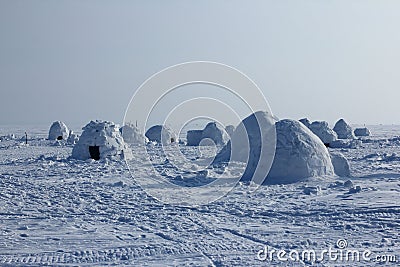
[1,0,399,127]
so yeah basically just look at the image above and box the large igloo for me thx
[48,121,69,140]
[308,121,337,146]
[333,119,355,139]
[145,125,176,144]
[120,123,147,145]
[71,120,131,160]
[214,112,334,184]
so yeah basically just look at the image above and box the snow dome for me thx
[120,123,147,145]
[214,112,334,184]
[308,121,337,146]
[48,121,69,140]
[333,119,355,139]
[200,122,227,146]
[145,125,176,144]
[71,120,131,160]
[354,127,370,137]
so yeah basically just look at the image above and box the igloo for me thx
[354,127,370,137]
[308,121,337,146]
[200,122,227,146]
[333,119,355,139]
[120,123,147,145]
[214,112,334,184]
[145,125,176,144]
[71,120,131,160]
[186,130,203,146]
[48,121,69,140]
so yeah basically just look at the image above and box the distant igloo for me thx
[333,119,354,139]
[186,130,203,146]
[308,121,337,146]
[299,118,311,128]
[120,123,147,145]
[145,125,176,144]
[71,120,131,160]
[214,112,334,184]
[200,122,227,146]
[354,127,370,137]
[48,121,69,140]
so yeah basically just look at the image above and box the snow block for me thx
[120,123,147,145]
[186,130,203,146]
[145,125,176,144]
[308,121,337,145]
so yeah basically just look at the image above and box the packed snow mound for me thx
[354,127,370,137]
[200,122,227,146]
[267,119,334,183]
[145,125,176,144]
[71,120,131,160]
[299,118,311,128]
[186,130,203,146]
[120,123,147,145]
[214,112,334,184]
[333,119,354,139]
[48,121,69,140]
[308,121,337,145]
[330,152,351,177]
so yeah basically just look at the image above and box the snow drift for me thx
[71,120,131,160]
[354,127,370,137]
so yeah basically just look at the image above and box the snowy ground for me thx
[0,125,399,266]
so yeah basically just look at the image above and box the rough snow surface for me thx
[0,124,399,266]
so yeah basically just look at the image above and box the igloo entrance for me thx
[89,146,100,160]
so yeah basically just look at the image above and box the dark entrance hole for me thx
[57,136,63,140]
[89,146,100,160]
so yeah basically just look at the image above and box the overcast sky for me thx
[1,0,399,128]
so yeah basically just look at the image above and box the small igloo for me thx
[145,125,176,144]
[308,121,337,146]
[120,123,147,145]
[354,127,370,137]
[48,121,69,140]
[200,122,227,146]
[71,120,131,160]
[333,119,355,139]
[214,112,334,184]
